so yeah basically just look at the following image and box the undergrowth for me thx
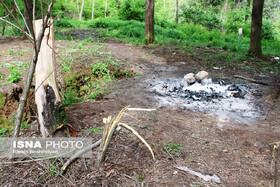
[55,17,280,57]
[60,39,134,106]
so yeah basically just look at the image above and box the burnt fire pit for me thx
[149,71,262,125]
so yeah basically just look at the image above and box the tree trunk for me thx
[163,0,165,9]
[2,10,6,35]
[105,0,108,17]
[175,0,178,24]
[34,19,67,138]
[79,0,85,21]
[145,0,155,44]
[24,0,33,33]
[249,0,264,56]
[91,0,95,20]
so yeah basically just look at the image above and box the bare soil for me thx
[1,35,280,186]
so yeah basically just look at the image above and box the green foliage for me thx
[163,140,184,156]
[6,68,21,83]
[62,90,81,107]
[181,6,221,30]
[85,127,104,133]
[0,72,4,79]
[119,0,145,21]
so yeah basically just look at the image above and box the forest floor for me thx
[0,33,280,186]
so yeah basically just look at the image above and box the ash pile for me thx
[149,71,261,124]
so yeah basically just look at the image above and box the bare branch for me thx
[0,0,33,41]
[13,0,31,36]
[33,0,35,22]
[23,0,37,52]
[40,0,45,28]
[0,17,33,39]
[61,139,102,172]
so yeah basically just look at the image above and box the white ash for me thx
[148,78,261,125]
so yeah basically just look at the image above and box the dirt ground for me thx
[1,35,280,186]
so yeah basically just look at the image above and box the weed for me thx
[7,49,14,55]
[85,127,104,133]
[163,140,184,156]
[62,90,81,106]
[0,72,4,79]
[6,68,21,83]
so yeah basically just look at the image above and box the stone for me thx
[201,78,213,85]
[195,71,208,82]
[184,73,196,84]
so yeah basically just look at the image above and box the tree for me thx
[23,0,33,32]
[145,0,154,43]
[79,0,85,21]
[105,0,108,17]
[249,0,264,56]
[91,0,95,19]
[175,0,178,24]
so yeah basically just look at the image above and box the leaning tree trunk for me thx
[79,0,85,21]
[175,0,178,24]
[23,0,33,33]
[145,0,155,44]
[91,0,95,20]
[105,0,108,17]
[249,0,264,56]
[34,19,67,138]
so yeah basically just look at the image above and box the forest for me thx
[0,0,280,186]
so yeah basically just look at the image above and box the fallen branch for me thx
[61,139,101,173]
[234,75,269,85]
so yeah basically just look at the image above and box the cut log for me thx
[34,19,67,138]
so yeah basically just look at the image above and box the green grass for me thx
[163,140,184,156]
[54,18,280,75]
[60,39,135,106]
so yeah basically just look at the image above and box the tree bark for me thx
[105,0,108,17]
[145,0,155,44]
[79,0,85,21]
[175,0,178,24]
[23,0,33,33]
[249,0,264,56]
[34,19,67,138]
[91,0,95,20]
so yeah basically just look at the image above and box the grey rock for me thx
[195,71,208,82]
[201,78,213,85]
[184,73,196,84]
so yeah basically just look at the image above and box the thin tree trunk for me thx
[91,0,95,20]
[77,0,80,16]
[145,0,155,43]
[79,0,85,21]
[163,0,165,9]
[220,0,228,32]
[2,10,6,35]
[249,0,264,56]
[23,0,33,33]
[105,0,108,17]
[175,0,178,24]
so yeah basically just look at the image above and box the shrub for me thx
[118,0,145,21]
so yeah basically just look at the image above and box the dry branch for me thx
[61,139,102,173]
